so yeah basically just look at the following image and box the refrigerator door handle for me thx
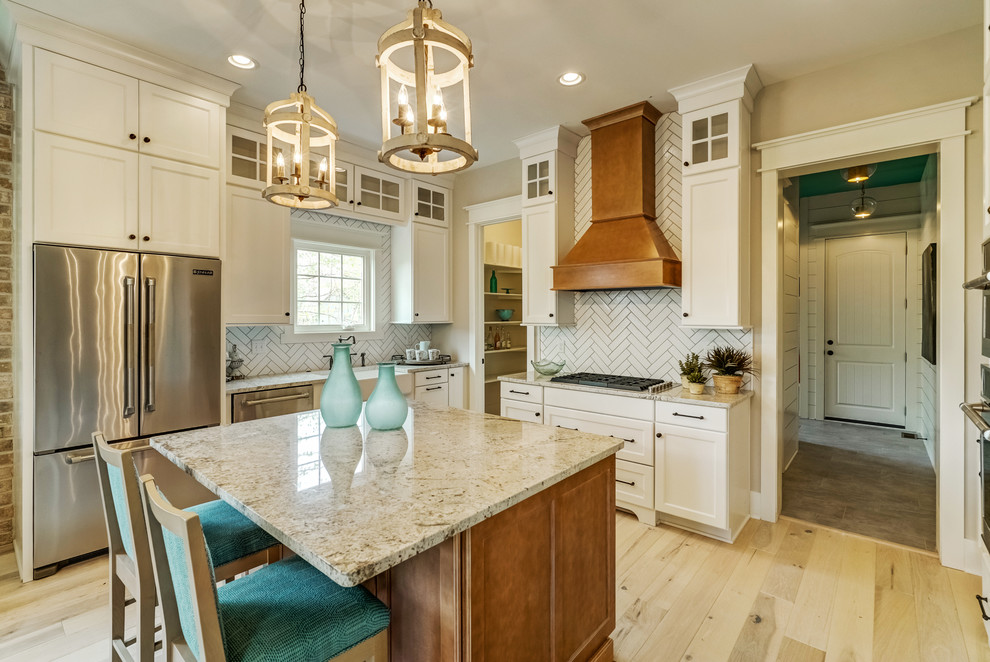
[145,277,157,412]
[123,276,136,418]
[63,449,96,464]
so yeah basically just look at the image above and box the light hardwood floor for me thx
[1,514,987,661]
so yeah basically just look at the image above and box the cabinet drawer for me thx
[615,458,654,511]
[500,382,543,404]
[415,382,449,407]
[414,369,449,387]
[544,387,653,420]
[655,401,727,432]
[500,399,543,424]
[544,405,654,467]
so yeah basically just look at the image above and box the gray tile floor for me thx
[781,419,937,551]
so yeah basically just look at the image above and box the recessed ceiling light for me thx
[558,72,585,86]
[228,54,257,69]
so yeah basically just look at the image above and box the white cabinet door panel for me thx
[447,367,466,409]
[139,82,221,168]
[34,132,138,250]
[544,405,654,467]
[682,168,742,327]
[655,423,727,528]
[415,383,449,407]
[522,202,558,324]
[411,223,450,323]
[34,49,138,149]
[500,399,543,423]
[139,156,220,257]
[225,185,290,324]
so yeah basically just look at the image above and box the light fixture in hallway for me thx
[840,163,876,183]
[850,182,877,218]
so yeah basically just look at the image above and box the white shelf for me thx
[485,291,522,298]
[485,320,522,325]
[485,347,527,354]
[485,263,522,274]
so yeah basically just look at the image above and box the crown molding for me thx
[669,64,763,114]
[513,125,583,160]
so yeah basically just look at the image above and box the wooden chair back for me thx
[140,474,227,662]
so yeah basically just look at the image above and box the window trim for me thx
[290,238,376,336]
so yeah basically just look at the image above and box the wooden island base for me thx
[365,457,617,662]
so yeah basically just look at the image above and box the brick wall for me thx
[0,64,12,551]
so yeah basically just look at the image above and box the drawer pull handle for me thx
[242,393,310,406]
[509,389,530,395]
[425,386,443,391]
[556,425,577,431]
[978,595,990,621]
[610,435,635,443]
[616,478,636,487]
[426,375,442,380]
[673,412,705,420]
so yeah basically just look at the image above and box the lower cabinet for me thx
[410,366,466,408]
[447,366,466,409]
[500,399,543,424]
[415,383,448,407]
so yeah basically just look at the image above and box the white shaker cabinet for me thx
[680,101,739,175]
[522,202,574,325]
[447,366,466,409]
[415,382,449,407]
[225,185,291,325]
[521,153,556,206]
[354,166,405,223]
[392,222,451,324]
[139,156,220,256]
[411,181,450,228]
[137,82,221,168]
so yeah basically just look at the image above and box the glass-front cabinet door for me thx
[354,166,405,222]
[681,101,739,174]
[522,153,555,206]
[411,181,450,227]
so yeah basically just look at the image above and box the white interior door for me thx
[824,233,907,427]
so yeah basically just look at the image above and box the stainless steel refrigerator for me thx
[33,244,221,575]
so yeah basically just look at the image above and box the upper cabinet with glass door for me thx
[521,153,556,206]
[411,181,450,227]
[680,100,740,175]
[354,166,406,223]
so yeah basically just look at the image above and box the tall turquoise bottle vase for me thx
[364,363,408,430]
[489,269,497,293]
[320,343,363,428]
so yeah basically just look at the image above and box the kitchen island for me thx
[151,401,622,662]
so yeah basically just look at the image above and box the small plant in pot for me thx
[677,352,702,389]
[685,369,708,395]
[704,346,755,395]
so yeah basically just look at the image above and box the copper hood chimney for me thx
[551,102,681,291]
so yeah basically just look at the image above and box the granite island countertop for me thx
[151,400,622,587]
[499,371,754,408]
[226,362,470,395]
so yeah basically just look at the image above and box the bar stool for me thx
[139,474,390,662]
[93,432,282,662]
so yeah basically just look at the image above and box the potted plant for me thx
[677,352,702,389]
[685,369,708,395]
[704,346,755,395]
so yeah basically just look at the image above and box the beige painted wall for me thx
[749,24,983,524]
[432,157,521,380]
[483,219,522,247]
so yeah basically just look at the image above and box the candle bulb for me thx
[393,84,413,134]
[317,157,328,186]
[292,148,302,183]
[275,152,286,182]
[427,86,446,134]
[438,107,448,134]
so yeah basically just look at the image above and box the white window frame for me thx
[290,238,376,336]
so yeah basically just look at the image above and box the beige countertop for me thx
[150,401,622,587]
[498,372,754,409]
[226,362,470,395]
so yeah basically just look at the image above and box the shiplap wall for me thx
[782,181,800,463]
[537,113,753,382]
[226,211,432,376]
[918,156,938,464]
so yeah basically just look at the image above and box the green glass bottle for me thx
[489,269,497,293]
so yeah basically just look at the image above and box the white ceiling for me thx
[13,0,981,164]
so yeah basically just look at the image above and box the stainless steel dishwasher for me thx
[231,384,315,422]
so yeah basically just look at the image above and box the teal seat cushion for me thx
[218,556,390,662]
[186,500,278,569]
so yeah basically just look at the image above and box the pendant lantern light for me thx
[262,0,338,209]
[840,164,877,184]
[850,182,878,219]
[376,0,478,174]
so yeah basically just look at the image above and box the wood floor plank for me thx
[679,545,776,662]
[727,591,794,662]
[777,636,826,662]
[946,567,990,662]
[750,519,791,556]
[786,526,843,650]
[872,582,922,662]
[875,543,914,596]
[762,521,816,603]
[824,535,876,662]
[910,552,970,662]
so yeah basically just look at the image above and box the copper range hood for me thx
[551,102,681,291]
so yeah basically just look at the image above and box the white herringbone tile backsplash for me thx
[538,112,754,382]
[226,211,431,376]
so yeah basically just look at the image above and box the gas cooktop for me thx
[549,372,667,392]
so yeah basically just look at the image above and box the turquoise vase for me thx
[364,363,408,430]
[320,343,363,428]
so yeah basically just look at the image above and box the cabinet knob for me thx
[143,137,151,143]
[285,312,290,317]
[414,312,419,317]
[414,212,419,216]
[656,432,662,438]
[683,161,690,167]
[535,412,541,417]
[827,340,833,345]
[129,133,136,140]
[143,236,150,241]
[356,201,362,206]
[683,312,689,318]
[548,190,553,195]
[128,234,136,240]
[348,200,354,204]
[549,313,554,318]
[827,350,834,356]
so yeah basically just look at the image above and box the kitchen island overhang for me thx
[151,401,622,662]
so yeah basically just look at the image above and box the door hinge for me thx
[904,352,907,362]
[905,298,908,309]
[904,406,907,415]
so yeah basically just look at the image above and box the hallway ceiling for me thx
[8,0,981,164]
[799,155,934,198]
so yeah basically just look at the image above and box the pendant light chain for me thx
[297,0,307,93]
